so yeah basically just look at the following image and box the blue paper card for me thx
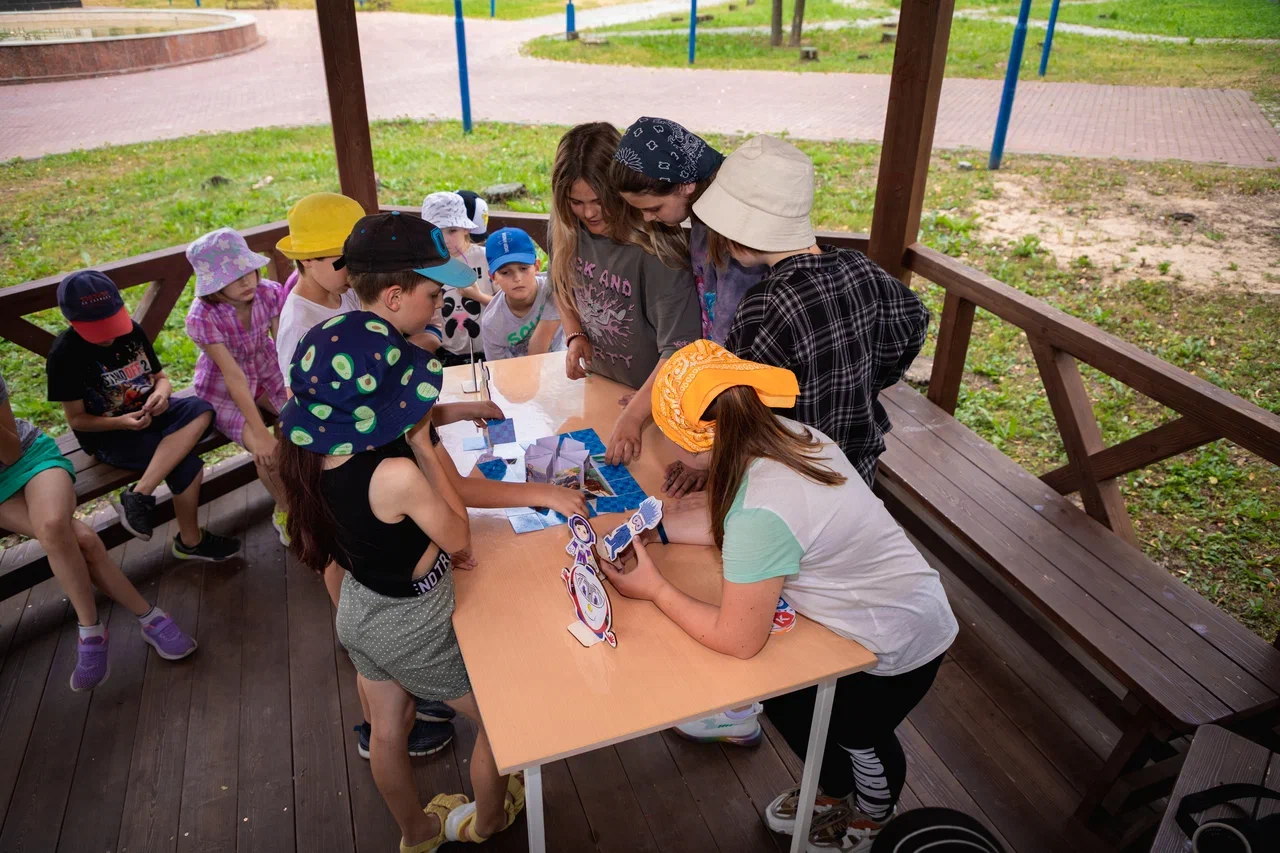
[486,418,517,444]
[462,436,488,451]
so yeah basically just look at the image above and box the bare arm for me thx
[0,400,25,466]
[201,343,271,439]
[601,538,782,659]
[62,399,144,433]
[652,500,714,547]
[407,420,469,521]
[432,440,588,519]
[370,457,471,555]
[528,319,562,357]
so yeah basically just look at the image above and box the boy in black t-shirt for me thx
[47,270,239,561]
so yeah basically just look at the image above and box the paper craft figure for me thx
[526,436,595,490]
[562,563,617,648]
[602,496,664,562]
[565,514,601,577]
[771,597,797,634]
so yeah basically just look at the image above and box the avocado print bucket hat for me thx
[279,310,445,455]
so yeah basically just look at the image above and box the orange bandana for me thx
[652,341,800,453]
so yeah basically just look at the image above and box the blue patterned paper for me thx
[477,428,648,532]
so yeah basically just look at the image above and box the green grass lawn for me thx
[1,121,1277,638]
[1039,0,1280,40]
[527,14,1279,93]
[83,0,609,21]
[594,0,882,32]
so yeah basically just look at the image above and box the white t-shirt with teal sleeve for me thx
[720,417,958,676]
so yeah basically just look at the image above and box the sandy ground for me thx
[975,176,1280,294]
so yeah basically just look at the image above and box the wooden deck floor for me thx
[0,481,1135,853]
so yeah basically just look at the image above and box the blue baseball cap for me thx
[57,270,133,343]
[335,212,477,289]
[278,311,445,456]
[485,227,538,273]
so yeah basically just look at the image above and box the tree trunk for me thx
[789,0,806,46]
[770,0,783,47]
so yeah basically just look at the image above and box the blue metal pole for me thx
[989,0,1032,170]
[491,0,495,17]
[453,0,473,133]
[566,1,576,36]
[1039,0,1061,76]
[688,0,697,64]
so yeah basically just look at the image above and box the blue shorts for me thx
[89,395,214,495]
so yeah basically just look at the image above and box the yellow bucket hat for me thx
[276,192,366,260]
[652,340,800,453]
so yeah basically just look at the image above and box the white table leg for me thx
[790,677,838,853]
[525,763,545,853]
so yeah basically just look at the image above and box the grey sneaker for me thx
[116,487,156,541]
[172,529,240,562]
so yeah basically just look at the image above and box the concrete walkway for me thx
[2,10,1278,166]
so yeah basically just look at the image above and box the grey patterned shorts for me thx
[336,571,472,702]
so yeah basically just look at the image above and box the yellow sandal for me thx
[399,793,470,853]
[444,774,526,843]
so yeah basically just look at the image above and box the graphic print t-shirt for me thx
[480,273,565,360]
[569,228,700,389]
[47,322,161,453]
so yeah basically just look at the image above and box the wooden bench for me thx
[0,222,296,601]
[872,243,1280,825]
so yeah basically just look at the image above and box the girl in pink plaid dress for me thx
[185,228,291,543]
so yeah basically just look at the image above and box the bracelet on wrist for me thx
[566,332,589,347]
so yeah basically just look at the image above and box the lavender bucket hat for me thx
[187,228,272,297]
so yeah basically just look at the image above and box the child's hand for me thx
[251,429,279,470]
[605,412,643,466]
[663,461,707,498]
[566,336,593,381]
[469,401,505,428]
[598,537,666,602]
[539,485,588,520]
[118,410,153,431]
[451,550,478,571]
[142,390,170,416]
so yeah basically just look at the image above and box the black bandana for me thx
[613,117,725,184]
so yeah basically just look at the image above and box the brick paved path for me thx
[3,10,1278,165]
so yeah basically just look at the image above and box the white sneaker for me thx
[807,803,889,852]
[673,702,764,745]
[765,785,848,835]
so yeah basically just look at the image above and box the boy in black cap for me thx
[339,212,589,521]
[47,270,240,561]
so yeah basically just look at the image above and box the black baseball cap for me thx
[335,211,477,288]
[57,270,133,343]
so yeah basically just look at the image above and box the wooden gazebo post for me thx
[315,0,379,213]
[867,0,955,284]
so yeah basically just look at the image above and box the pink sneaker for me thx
[70,632,110,692]
[141,613,197,660]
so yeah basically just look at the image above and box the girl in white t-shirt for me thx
[601,340,958,852]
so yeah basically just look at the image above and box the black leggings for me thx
[763,654,944,819]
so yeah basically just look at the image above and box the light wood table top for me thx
[440,353,877,774]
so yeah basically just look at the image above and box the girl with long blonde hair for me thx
[549,122,700,465]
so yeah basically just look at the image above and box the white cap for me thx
[691,135,815,253]
[421,191,479,231]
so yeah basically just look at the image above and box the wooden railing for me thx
[905,244,1280,547]
[3,211,1275,556]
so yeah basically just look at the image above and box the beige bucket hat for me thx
[692,135,815,252]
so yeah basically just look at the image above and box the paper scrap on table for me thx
[462,436,488,451]
[771,597,797,634]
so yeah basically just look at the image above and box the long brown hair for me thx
[707,386,846,549]
[607,159,715,207]
[278,439,345,573]
[549,122,690,313]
